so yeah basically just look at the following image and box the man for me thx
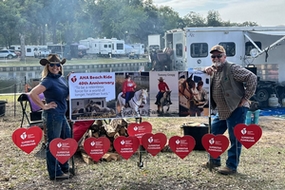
[122,75,136,107]
[203,45,257,175]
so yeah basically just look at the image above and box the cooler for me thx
[181,122,209,150]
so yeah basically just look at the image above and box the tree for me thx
[207,10,223,26]
[183,11,206,27]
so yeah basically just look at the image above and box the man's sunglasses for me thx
[49,63,61,67]
[211,54,223,59]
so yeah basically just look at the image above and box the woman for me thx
[30,54,71,180]
[122,75,136,107]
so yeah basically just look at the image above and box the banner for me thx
[68,71,210,121]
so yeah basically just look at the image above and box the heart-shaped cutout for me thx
[202,134,229,159]
[141,133,167,156]
[12,126,43,154]
[169,135,196,159]
[83,137,110,161]
[113,136,139,160]
[234,124,262,149]
[127,121,152,144]
[50,138,78,164]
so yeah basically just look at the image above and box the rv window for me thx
[117,43,124,50]
[245,41,261,56]
[27,48,32,53]
[219,42,235,56]
[190,43,208,58]
[176,43,183,57]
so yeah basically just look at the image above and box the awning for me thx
[244,31,285,59]
[248,31,285,36]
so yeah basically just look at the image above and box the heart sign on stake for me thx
[169,135,196,159]
[141,133,167,156]
[127,121,152,144]
[12,126,42,154]
[234,124,262,149]
[202,134,229,159]
[49,138,78,164]
[84,137,110,161]
[113,136,139,160]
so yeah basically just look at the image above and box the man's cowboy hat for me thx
[158,77,164,81]
[40,54,66,66]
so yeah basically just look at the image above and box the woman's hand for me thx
[43,101,57,110]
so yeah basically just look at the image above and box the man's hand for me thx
[204,66,216,76]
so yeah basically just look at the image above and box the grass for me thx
[1,103,285,189]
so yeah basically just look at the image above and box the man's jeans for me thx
[43,111,71,179]
[210,106,248,171]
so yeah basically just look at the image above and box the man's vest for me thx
[211,62,245,112]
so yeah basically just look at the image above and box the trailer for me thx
[162,26,285,107]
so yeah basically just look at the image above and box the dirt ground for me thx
[0,107,285,190]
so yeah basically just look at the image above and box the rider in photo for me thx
[155,77,172,112]
[122,74,137,108]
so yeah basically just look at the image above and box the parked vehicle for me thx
[151,26,285,107]
[34,47,50,58]
[0,49,17,59]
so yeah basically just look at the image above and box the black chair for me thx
[17,93,45,128]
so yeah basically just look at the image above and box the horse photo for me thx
[117,89,149,117]
[157,91,172,113]
[179,74,202,116]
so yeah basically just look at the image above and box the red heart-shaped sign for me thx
[169,135,196,159]
[113,136,139,160]
[127,121,152,144]
[12,126,43,154]
[141,133,167,156]
[49,138,78,164]
[83,137,110,161]
[202,134,229,159]
[234,124,262,149]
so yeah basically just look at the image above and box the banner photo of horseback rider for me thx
[178,71,210,117]
[149,71,179,117]
[68,72,116,121]
[115,72,150,118]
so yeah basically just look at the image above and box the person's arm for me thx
[30,84,57,110]
[165,82,170,91]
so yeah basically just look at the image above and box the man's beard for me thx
[213,61,222,68]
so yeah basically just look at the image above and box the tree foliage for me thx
[0,0,258,48]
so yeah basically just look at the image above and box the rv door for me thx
[172,31,186,71]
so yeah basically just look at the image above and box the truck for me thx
[158,26,285,107]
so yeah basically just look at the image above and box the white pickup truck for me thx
[34,48,50,58]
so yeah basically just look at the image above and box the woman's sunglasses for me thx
[49,63,61,67]
[211,54,223,59]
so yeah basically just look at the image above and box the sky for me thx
[152,0,285,26]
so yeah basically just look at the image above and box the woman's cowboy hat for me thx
[40,54,66,66]
[158,77,164,81]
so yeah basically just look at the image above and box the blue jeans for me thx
[42,111,71,179]
[209,107,248,171]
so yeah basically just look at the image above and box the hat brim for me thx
[40,58,66,66]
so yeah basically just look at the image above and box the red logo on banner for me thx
[84,137,110,161]
[71,76,77,83]
[169,135,196,159]
[127,121,152,144]
[234,124,262,149]
[50,138,78,164]
[113,136,139,160]
[12,126,43,154]
[141,133,167,156]
[202,134,229,159]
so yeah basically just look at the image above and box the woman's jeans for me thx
[210,107,248,171]
[42,111,71,179]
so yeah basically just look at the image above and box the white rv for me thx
[10,45,48,57]
[164,27,285,83]
[110,38,125,57]
[79,37,100,54]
